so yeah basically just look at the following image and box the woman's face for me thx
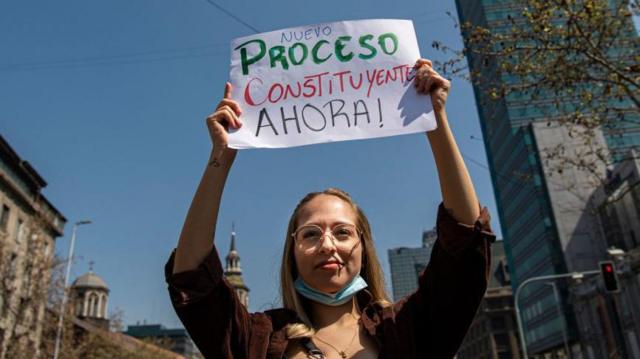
[293,194,363,294]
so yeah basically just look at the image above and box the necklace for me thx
[313,329,358,359]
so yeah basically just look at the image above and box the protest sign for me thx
[228,19,436,149]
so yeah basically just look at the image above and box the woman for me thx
[165,59,495,359]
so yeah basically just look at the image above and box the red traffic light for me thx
[599,261,619,293]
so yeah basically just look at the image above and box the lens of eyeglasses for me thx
[295,224,358,249]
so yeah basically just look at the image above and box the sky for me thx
[1,0,503,329]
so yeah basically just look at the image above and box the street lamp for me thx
[53,220,91,359]
[514,270,600,359]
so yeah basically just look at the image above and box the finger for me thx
[415,70,429,93]
[426,67,448,84]
[206,112,226,134]
[414,67,427,88]
[219,106,242,129]
[209,106,243,129]
[218,98,243,116]
[207,112,229,134]
[423,77,435,94]
[206,109,226,125]
[415,58,432,68]
[223,82,232,99]
[415,58,429,67]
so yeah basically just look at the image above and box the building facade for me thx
[124,324,198,358]
[71,267,110,330]
[223,224,249,307]
[388,228,437,301]
[455,0,640,356]
[570,150,640,358]
[0,136,66,359]
[457,241,522,359]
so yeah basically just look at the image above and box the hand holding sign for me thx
[414,59,450,113]
[228,19,438,149]
[206,83,243,166]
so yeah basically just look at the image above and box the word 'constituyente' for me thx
[234,33,399,75]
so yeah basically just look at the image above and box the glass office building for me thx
[455,0,639,355]
[388,228,437,301]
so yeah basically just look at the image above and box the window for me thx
[0,204,10,231]
[14,219,25,243]
[43,239,51,258]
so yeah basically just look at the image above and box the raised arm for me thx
[415,59,480,225]
[384,60,494,358]
[172,82,243,274]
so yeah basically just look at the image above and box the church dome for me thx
[72,271,109,290]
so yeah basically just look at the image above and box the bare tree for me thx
[433,0,640,208]
[0,210,56,359]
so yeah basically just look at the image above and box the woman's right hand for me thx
[206,82,243,167]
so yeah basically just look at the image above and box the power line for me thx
[1,42,226,70]
[201,0,260,34]
[0,50,226,72]
[460,151,531,186]
[0,42,228,72]
[1,0,263,72]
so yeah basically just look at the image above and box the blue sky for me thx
[1,0,502,328]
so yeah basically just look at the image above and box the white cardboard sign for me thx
[228,19,436,149]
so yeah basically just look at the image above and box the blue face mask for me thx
[294,275,368,306]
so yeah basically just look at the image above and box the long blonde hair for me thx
[279,188,390,339]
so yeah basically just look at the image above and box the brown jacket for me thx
[165,204,495,359]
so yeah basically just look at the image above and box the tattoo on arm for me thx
[209,158,221,167]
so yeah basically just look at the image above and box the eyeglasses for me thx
[292,223,360,251]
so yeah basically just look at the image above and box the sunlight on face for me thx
[293,194,363,294]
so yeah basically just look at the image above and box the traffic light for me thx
[599,261,619,293]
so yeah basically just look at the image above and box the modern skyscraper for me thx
[388,228,437,301]
[454,0,639,355]
[223,223,249,308]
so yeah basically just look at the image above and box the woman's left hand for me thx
[414,59,450,113]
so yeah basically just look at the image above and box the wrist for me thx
[426,109,449,135]
[435,107,447,123]
[208,147,237,169]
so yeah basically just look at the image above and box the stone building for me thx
[0,135,66,358]
[457,241,522,359]
[71,265,110,330]
[223,224,249,307]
